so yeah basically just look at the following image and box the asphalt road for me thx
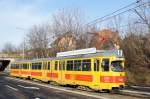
[0,72,145,99]
[0,73,97,99]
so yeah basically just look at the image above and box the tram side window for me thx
[27,64,29,69]
[55,61,58,70]
[23,64,28,69]
[17,64,20,69]
[62,61,65,70]
[12,64,18,69]
[16,64,19,69]
[13,64,17,69]
[48,62,50,70]
[32,63,35,70]
[82,59,91,71]
[32,63,36,70]
[37,63,42,70]
[94,59,100,71]
[101,59,109,71]
[15,64,18,69]
[43,62,47,70]
[14,64,16,69]
[11,64,15,69]
[59,61,65,70]
[32,63,42,70]
[19,64,22,69]
[66,60,73,71]
[74,60,81,71]
[16,64,18,69]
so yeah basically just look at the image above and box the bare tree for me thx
[51,8,85,37]
[134,0,150,33]
[50,8,86,53]
[2,42,16,54]
[26,24,50,58]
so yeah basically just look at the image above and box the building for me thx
[52,32,77,52]
[89,29,121,50]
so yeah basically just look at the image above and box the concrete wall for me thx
[4,58,15,73]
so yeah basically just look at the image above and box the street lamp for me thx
[16,27,28,59]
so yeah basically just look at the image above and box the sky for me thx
[0,0,133,50]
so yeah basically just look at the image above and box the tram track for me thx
[6,76,150,99]
[125,85,150,93]
[118,90,150,99]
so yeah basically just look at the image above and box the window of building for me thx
[74,60,81,71]
[82,59,91,71]
[66,60,73,71]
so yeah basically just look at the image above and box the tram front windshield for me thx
[111,61,124,72]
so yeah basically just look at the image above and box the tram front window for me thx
[111,61,124,72]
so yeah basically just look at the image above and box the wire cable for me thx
[86,0,150,26]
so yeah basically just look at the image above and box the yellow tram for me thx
[10,48,125,91]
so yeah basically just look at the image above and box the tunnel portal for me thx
[0,60,10,71]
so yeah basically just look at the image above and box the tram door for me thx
[100,58,110,83]
[19,63,22,77]
[47,61,51,81]
[58,60,65,84]
[93,58,101,87]
[43,61,48,82]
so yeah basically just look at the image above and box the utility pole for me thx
[23,37,25,59]
[16,27,28,59]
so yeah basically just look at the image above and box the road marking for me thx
[6,77,109,99]
[18,85,40,90]
[5,85,18,91]
[121,90,150,95]
[35,98,40,99]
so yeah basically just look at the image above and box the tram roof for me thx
[57,50,123,59]
[14,50,124,63]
